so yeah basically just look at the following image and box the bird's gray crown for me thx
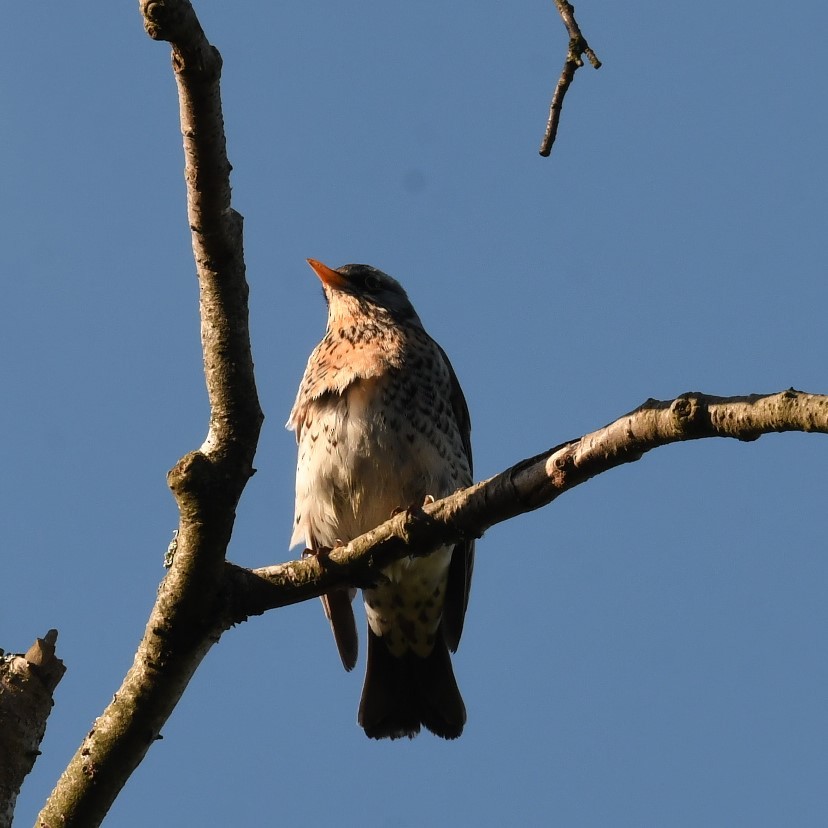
[330,264,421,324]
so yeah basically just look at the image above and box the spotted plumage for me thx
[288,259,474,739]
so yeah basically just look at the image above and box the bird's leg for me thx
[301,538,344,562]
[390,494,435,519]
[387,495,438,563]
[304,539,387,590]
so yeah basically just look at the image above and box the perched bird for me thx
[288,259,474,739]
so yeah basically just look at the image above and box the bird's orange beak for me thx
[307,258,348,289]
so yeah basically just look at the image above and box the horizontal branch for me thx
[227,389,828,619]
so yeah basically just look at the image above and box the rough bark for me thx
[0,631,65,828]
[36,2,262,825]
[225,390,828,619]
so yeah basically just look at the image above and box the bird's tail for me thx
[358,627,466,739]
[321,589,358,672]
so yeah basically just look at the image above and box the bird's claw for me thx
[302,540,346,561]
[391,494,436,520]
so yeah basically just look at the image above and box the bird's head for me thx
[306,259,422,327]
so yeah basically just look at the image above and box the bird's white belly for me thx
[291,378,462,656]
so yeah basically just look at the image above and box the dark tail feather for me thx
[321,590,358,671]
[358,628,466,740]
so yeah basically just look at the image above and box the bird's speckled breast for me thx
[289,333,471,657]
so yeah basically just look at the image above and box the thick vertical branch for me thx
[0,632,65,828]
[169,15,260,457]
[37,3,262,826]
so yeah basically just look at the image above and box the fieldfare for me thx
[288,259,474,739]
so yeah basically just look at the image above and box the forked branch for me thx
[540,0,602,156]
[37,2,262,825]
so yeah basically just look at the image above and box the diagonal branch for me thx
[540,0,602,157]
[226,390,828,619]
[37,2,262,826]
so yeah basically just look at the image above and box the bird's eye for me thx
[363,274,381,291]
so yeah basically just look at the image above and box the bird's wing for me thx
[434,341,475,652]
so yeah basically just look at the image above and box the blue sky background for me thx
[3,2,827,825]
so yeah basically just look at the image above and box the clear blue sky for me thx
[3,2,827,826]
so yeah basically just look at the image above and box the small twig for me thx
[540,0,602,157]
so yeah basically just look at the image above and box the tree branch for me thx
[540,0,601,157]
[29,2,826,823]
[0,632,65,828]
[226,390,828,620]
[37,2,262,825]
